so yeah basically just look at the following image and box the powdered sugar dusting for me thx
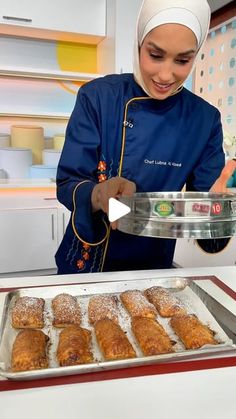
[145,286,187,317]
[52,293,81,326]
[12,296,44,328]
[88,294,119,324]
[120,289,157,317]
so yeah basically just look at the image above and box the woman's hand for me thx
[91,177,136,229]
[210,160,236,193]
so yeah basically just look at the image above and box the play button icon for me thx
[108,198,131,222]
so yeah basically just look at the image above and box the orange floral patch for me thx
[76,259,85,269]
[82,242,90,251]
[98,174,107,183]
[82,251,90,261]
[98,161,107,171]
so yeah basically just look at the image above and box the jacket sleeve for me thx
[186,109,225,192]
[56,84,109,245]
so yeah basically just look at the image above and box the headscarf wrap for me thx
[133,0,211,97]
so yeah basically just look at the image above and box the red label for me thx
[211,202,222,215]
[192,203,210,213]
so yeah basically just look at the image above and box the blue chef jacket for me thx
[56,73,225,274]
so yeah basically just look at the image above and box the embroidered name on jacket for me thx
[144,159,182,167]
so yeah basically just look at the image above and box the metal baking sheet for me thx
[0,276,235,381]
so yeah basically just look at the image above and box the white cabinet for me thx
[98,0,143,74]
[114,0,143,73]
[174,238,236,268]
[0,203,71,277]
[0,208,58,274]
[57,206,71,246]
[0,0,106,40]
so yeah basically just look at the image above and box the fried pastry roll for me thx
[11,329,49,372]
[120,289,157,318]
[94,318,136,360]
[132,316,174,356]
[145,286,187,317]
[11,296,45,329]
[88,294,119,325]
[170,314,217,349]
[52,293,81,327]
[57,325,94,366]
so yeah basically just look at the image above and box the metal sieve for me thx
[117,192,236,239]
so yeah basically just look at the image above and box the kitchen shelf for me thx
[0,178,56,190]
[0,65,103,82]
[0,112,69,120]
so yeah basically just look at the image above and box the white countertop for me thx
[1,264,236,290]
[1,266,236,419]
[0,186,59,210]
[1,366,236,419]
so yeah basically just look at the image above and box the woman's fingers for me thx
[210,160,236,193]
[91,177,136,215]
[118,178,136,196]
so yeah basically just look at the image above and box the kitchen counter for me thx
[0,182,59,210]
[1,264,236,290]
[0,194,60,210]
[0,266,236,419]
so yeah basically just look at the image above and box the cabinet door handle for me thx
[2,15,32,23]
[51,214,55,240]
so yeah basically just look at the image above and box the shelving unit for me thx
[0,112,70,120]
[0,0,108,129]
[0,65,104,82]
[0,66,101,120]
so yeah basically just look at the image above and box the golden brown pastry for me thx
[11,329,49,372]
[57,325,94,366]
[94,318,136,361]
[52,293,81,327]
[88,294,119,325]
[120,289,157,318]
[145,286,187,317]
[170,314,217,349]
[11,296,45,329]
[132,316,174,356]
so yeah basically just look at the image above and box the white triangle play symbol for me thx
[108,198,131,222]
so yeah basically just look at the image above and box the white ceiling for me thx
[208,0,233,13]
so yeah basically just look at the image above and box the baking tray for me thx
[117,192,236,239]
[0,276,235,381]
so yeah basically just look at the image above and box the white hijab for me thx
[133,0,211,97]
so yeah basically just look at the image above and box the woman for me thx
[56,0,236,274]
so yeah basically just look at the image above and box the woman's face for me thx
[139,23,198,99]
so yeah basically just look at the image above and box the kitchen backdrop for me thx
[0,0,235,181]
[0,0,235,276]
[0,0,143,180]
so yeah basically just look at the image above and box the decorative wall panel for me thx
[195,18,236,136]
